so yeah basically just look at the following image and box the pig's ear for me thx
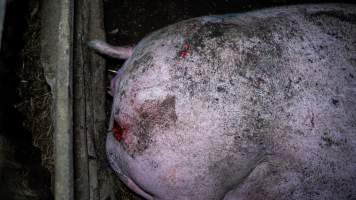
[88,40,134,60]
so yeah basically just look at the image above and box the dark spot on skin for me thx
[151,161,159,169]
[331,98,339,106]
[350,73,354,78]
[119,90,125,98]
[309,11,356,25]
[129,53,154,76]
[216,86,226,93]
[127,95,177,157]
[319,132,347,148]
[207,22,225,38]
[321,135,339,147]
[184,22,236,58]
[229,79,235,86]
[295,77,302,84]
[255,113,265,130]
[255,77,266,88]
[306,10,356,42]
[295,130,304,136]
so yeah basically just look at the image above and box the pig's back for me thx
[112,4,356,200]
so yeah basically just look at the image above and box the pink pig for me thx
[90,4,356,200]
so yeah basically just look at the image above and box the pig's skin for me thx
[106,4,356,200]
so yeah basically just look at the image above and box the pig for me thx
[90,4,356,200]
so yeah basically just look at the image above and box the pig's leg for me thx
[222,161,270,200]
[88,40,133,60]
[222,156,301,200]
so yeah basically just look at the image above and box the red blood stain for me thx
[112,121,126,141]
[179,42,190,58]
[179,50,188,58]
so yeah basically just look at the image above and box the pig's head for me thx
[103,18,265,200]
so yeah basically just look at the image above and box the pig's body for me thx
[105,4,356,200]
